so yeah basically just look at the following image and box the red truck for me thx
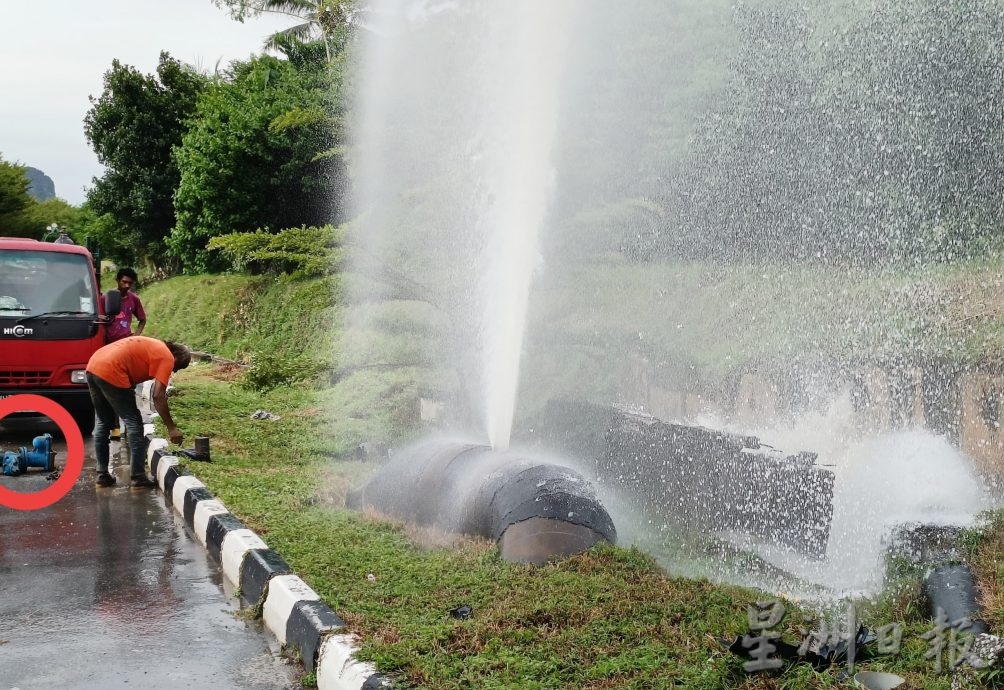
[0,237,119,435]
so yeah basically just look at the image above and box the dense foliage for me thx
[13,199,89,241]
[241,349,327,392]
[170,55,342,272]
[0,156,33,222]
[84,52,208,266]
[79,31,348,274]
[206,224,343,276]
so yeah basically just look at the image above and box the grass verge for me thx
[157,362,966,689]
[136,263,1004,688]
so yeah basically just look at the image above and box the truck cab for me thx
[0,237,115,434]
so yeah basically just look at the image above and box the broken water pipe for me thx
[348,438,617,565]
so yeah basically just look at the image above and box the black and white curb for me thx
[144,438,398,689]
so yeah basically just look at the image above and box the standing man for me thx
[105,268,146,440]
[106,268,146,343]
[86,336,190,488]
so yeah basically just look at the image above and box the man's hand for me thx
[153,379,182,445]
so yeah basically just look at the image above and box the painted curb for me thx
[243,548,293,606]
[146,445,399,686]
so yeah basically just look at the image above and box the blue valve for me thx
[2,434,56,476]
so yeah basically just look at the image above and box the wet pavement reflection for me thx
[0,416,298,689]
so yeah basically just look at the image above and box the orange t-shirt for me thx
[86,336,175,389]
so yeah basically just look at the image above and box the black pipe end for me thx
[925,564,989,636]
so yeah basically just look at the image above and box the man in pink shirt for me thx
[104,268,148,440]
[106,267,146,343]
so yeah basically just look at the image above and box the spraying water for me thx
[474,2,573,450]
[351,0,573,450]
[718,401,993,597]
[349,0,1003,598]
[819,430,989,595]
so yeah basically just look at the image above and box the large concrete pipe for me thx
[528,400,835,558]
[347,438,616,565]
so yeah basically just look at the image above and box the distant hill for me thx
[25,167,55,201]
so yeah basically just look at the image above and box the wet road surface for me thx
[0,416,299,689]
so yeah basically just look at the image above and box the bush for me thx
[207,224,343,276]
[241,350,326,393]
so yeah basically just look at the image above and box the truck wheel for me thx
[72,409,95,437]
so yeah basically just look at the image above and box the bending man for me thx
[86,336,190,488]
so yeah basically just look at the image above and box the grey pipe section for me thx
[347,438,616,564]
[925,564,988,635]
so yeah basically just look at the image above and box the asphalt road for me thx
[0,415,298,689]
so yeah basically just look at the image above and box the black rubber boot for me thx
[95,472,117,487]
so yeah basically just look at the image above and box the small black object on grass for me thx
[449,605,473,620]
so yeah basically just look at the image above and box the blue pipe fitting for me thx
[2,434,56,476]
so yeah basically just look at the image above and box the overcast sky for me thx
[0,0,294,205]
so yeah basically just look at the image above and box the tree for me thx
[0,156,90,240]
[77,209,135,262]
[653,5,829,263]
[169,54,342,271]
[213,0,357,61]
[12,199,87,241]
[0,156,32,220]
[84,52,207,266]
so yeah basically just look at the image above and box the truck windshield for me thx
[0,250,96,317]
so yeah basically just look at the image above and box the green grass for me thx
[155,363,966,690]
[140,262,1004,689]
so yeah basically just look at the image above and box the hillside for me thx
[140,274,340,363]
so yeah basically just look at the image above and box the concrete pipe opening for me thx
[347,438,616,565]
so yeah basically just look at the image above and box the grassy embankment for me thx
[138,263,1004,690]
[516,256,1004,414]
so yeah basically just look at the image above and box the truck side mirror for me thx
[104,289,121,317]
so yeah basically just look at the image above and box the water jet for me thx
[346,1,998,601]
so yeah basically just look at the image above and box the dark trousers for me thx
[86,373,148,478]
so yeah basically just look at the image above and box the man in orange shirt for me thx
[86,336,191,488]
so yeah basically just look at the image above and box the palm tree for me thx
[214,0,356,61]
